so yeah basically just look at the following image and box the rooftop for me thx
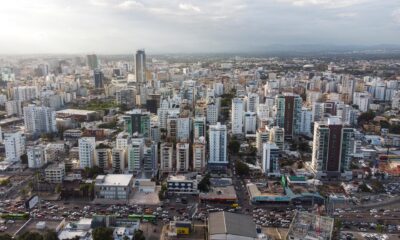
[56,109,97,115]
[208,211,257,238]
[287,211,334,240]
[95,174,133,186]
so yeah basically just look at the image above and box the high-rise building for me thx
[23,105,57,134]
[160,143,174,172]
[127,139,144,172]
[244,112,257,134]
[27,145,45,168]
[193,139,206,172]
[87,54,98,70]
[123,109,150,138]
[177,117,190,142]
[78,137,96,169]
[135,50,146,84]
[269,126,284,151]
[311,117,355,178]
[4,131,25,162]
[209,123,227,165]
[206,99,218,125]
[231,98,244,135]
[95,148,110,170]
[262,142,280,175]
[93,69,104,89]
[143,141,157,173]
[299,107,312,136]
[275,93,302,139]
[5,100,22,116]
[193,117,206,142]
[256,127,270,156]
[176,143,190,172]
[112,148,125,173]
[247,93,259,112]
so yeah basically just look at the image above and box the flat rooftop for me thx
[287,211,334,240]
[200,186,237,200]
[56,109,96,115]
[96,174,133,186]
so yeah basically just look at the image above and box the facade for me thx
[231,98,244,135]
[206,100,218,125]
[193,117,206,142]
[299,107,312,136]
[78,137,96,169]
[209,123,228,165]
[269,126,285,151]
[27,145,45,169]
[262,142,280,175]
[112,148,126,173]
[160,142,174,172]
[256,128,270,156]
[127,139,144,172]
[177,118,190,142]
[123,109,150,138]
[244,112,257,134]
[167,175,198,194]
[23,105,57,134]
[247,93,259,112]
[95,174,134,201]
[275,94,302,139]
[311,117,355,178]
[87,54,98,70]
[193,141,206,172]
[4,131,25,162]
[95,148,111,170]
[45,162,65,183]
[176,143,190,172]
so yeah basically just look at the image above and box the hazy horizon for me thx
[1,0,400,54]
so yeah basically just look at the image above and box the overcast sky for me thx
[0,0,399,54]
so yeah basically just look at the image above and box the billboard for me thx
[25,195,39,209]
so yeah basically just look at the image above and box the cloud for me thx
[179,3,201,12]
[117,0,144,10]
[393,9,400,24]
[276,0,366,8]
[337,12,358,18]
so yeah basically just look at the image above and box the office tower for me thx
[112,148,125,173]
[116,88,136,107]
[143,141,157,172]
[244,112,257,134]
[23,105,57,134]
[193,140,206,172]
[4,131,25,162]
[27,146,45,169]
[135,50,146,84]
[123,109,150,138]
[93,69,104,88]
[176,143,190,172]
[299,108,312,136]
[206,99,218,125]
[150,124,160,143]
[256,127,270,156]
[78,137,96,168]
[311,117,355,178]
[209,123,227,165]
[193,117,206,142]
[95,148,110,170]
[87,54,98,70]
[177,117,190,142]
[127,139,144,172]
[262,142,280,175]
[160,142,174,172]
[275,93,302,139]
[247,93,259,112]
[231,98,244,135]
[269,126,284,151]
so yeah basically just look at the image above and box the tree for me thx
[92,227,113,240]
[298,141,311,153]
[20,154,28,165]
[0,234,13,240]
[17,232,43,240]
[228,140,240,155]
[134,230,145,240]
[43,231,58,240]
[236,161,250,176]
[357,110,376,127]
[55,184,62,194]
[158,183,167,200]
[198,174,211,192]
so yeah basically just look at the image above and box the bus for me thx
[1,213,29,220]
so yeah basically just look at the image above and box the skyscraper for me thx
[209,122,227,165]
[275,93,302,139]
[87,54,98,70]
[311,117,355,179]
[78,137,96,169]
[4,131,25,162]
[231,98,244,135]
[123,109,150,138]
[93,69,104,89]
[262,142,280,175]
[135,49,146,84]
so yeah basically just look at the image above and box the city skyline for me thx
[0,0,400,54]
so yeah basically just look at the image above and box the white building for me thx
[176,143,190,172]
[23,105,57,134]
[193,140,206,172]
[160,142,174,172]
[353,92,371,112]
[269,127,284,151]
[27,145,45,168]
[209,123,227,165]
[262,142,280,175]
[45,162,65,183]
[244,112,257,134]
[127,139,144,172]
[177,118,190,142]
[206,100,218,125]
[256,128,270,156]
[167,175,198,194]
[231,98,244,135]
[4,131,25,162]
[95,174,134,201]
[246,93,259,112]
[78,137,96,169]
[5,100,22,116]
[116,132,131,149]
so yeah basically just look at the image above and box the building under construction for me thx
[286,211,334,240]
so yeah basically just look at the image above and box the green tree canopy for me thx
[92,227,113,240]
[236,161,250,176]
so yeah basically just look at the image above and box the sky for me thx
[0,0,399,54]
